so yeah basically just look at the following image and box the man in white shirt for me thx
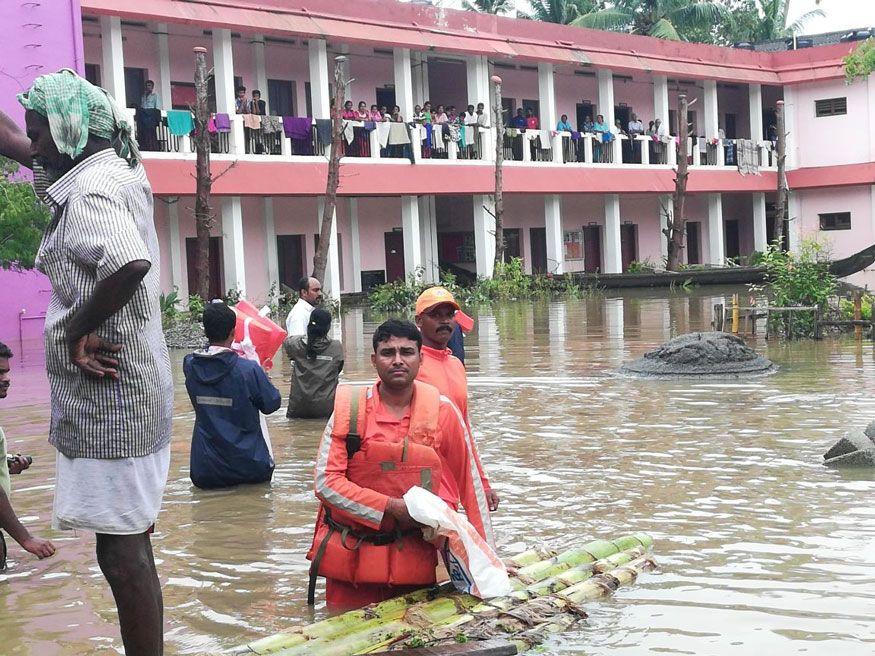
[285,276,323,336]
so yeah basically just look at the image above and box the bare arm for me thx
[0,489,55,558]
[0,109,33,169]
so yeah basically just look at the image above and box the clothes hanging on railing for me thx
[242,114,262,130]
[166,110,194,136]
[376,121,392,148]
[214,113,231,132]
[314,119,331,146]
[342,120,354,144]
[432,124,446,151]
[282,116,312,140]
[261,115,282,134]
[387,122,410,146]
[538,130,551,149]
[736,139,760,175]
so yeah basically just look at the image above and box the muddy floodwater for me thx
[2,288,875,655]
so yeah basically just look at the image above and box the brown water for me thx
[2,288,875,655]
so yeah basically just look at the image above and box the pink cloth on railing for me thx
[283,116,312,140]
[207,117,217,133]
[214,113,232,132]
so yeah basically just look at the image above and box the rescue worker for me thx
[308,319,493,611]
[414,288,499,512]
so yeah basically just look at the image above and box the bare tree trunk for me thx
[774,99,787,249]
[312,56,346,286]
[492,75,505,269]
[666,94,689,271]
[192,47,213,300]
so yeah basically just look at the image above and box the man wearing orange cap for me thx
[414,287,499,513]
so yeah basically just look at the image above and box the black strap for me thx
[307,518,335,605]
[346,388,362,459]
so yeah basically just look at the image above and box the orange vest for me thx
[307,383,443,593]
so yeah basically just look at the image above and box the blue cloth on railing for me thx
[314,119,331,145]
[601,132,614,143]
[136,108,161,130]
[283,116,312,140]
[166,110,194,136]
[571,131,581,141]
[363,121,376,132]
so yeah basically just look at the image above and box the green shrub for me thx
[0,158,51,270]
[840,294,873,321]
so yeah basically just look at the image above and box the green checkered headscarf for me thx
[17,68,140,166]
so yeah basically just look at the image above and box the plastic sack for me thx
[403,486,511,599]
[232,299,287,371]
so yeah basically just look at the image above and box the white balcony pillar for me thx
[538,63,557,132]
[213,29,243,153]
[748,82,763,141]
[428,197,439,280]
[597,69,615,128]
[100,16,126,106]
[309,39,331,120]
[394,48,414,120]
[167,199,188,300]
[707,192,725,266]
[780,94,798,171]
[659,194,671,266]
[349,198,362,293]
[467,55,490,110]
[252,35,269,110]
[401,195,422,280]
[653,74,669,124]
[418,196,439,283]
[604,194,622,274]
[155,23,172,111]
[544,194,564,275]
[412,52,429,107]
[752,192,767,252]
[473,195,496,279]
[264,198,279,293]
[221,197,246,295]
[788,192,801,254]
[704,79,719,139]
[317,197,341,299]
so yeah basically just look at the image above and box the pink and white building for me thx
[4,0,875,314]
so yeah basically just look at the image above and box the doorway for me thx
[686,222,701,264]
[576,102,595,130]
[124,67,147,109]
[620,223,638,271]
[614,105,631,128]
[583,225,602,273]
[376,87,396,111]
[504,228,521,260]
[268,79,295,116]
[384,231,405,282]
[724,219,740,260]
[186,236,223,300]
[529,227,547,274]
[276,234,305,292]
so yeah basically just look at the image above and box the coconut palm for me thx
[570,0,728,41]
[738,0,824,42]
[518,0,604,25]
[462,0,514,14]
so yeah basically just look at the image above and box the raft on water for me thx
[235,532,655,656]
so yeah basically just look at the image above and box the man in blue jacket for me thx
[184,302,282,489]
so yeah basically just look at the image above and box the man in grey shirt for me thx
[0,69,172,655]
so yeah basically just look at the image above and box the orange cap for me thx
[415,286,461,316]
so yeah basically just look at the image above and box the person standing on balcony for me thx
[421,101,433,124]
[556,114,573,132]
[250,90,266,116]
[593,114,611,161]
[511,108,526,129]
[476,102,489,127]
[463,104,477,126]
[235,86,249,114]
[285,276,324,337]
[525,108,539,130]
[628,112,644,163]
[136,80,161,151]
[369,104,383,122]
[140,80,159,110]
[433,104,448,124]
[1,69,173,655]
[391,105,404,122]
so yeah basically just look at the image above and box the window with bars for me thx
[819,212,851,231]
[815,97,847,117]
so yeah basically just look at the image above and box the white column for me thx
[401,196,422,280]
[473,195,496,279]
[467,55,490,109]
[393,48,414,120]
[167,199,188,300]
[213,28,243,153]
[418,196,438,283]
[748,83,763,141]
[264,198,279,293]
[704,79,719,139]
[221,197,246,295]
[788,192,802,253]
[538,63,557,132]
[252,35,269,110]
[349,198,362,293]
[597,69,615,127]
[707,193,725,265]
[781,92,798,171]
[653,74,669,124]
[100,16,126,106]
[752,192,767,252]
[659,194,671,266]
[309,39,331,120]
[603,194,622,273]
[869,77,875,161]
[317,198,341,299]
[544,195,564,275]
[428,196,439,280]
[155,23,172,111]
[412,52,429,107]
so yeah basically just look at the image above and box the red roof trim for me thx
[787,162,875,189]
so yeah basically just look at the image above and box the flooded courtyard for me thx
[1,288,874,655]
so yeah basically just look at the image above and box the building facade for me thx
[5,0,875,318]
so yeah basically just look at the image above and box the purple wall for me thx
[0,0,83,354]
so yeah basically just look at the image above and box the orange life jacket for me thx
[307,383,443,602]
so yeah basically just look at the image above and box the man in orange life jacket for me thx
[308,319,493,611]
[414,287,500,513]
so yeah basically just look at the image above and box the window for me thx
[564,230,584,260]
[819,212,851,231]
[815,97,847,117]
[85,63,101,87]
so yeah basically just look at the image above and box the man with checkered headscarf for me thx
[0,69,172,655]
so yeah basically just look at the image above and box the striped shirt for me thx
[37,149,173,459]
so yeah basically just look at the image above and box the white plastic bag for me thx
[403,486,512,598]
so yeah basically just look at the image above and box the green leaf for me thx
[0,158,51,271]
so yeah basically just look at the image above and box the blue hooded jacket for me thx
[183,349,282,489]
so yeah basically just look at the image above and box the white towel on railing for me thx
[343,120,354,145]
[388,122,410,146]
[376,121,391,148]
[539,129,551,150]
[736,139,760,176]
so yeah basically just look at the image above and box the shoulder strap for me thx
[346,388,362,459]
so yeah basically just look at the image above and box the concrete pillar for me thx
[597,69,615,127]
[466,55,490,110]
[212,28,236,114]
[707,193,725,265]
[100,16,126,106]
[401,195,422,280]
[393,48,414,120]
[418,196,439,284]
[264,198,279,293]
[252,35,269,110]
[788,192,801,253]
[317,198,341,299]
[752,192,767,252]
[412,52,429,107]
[428,196,439,281]
[544,195,564,275]
[603,194,622,274]
[704,79,719,139]
[349,198,362,293]
[653,74,669,124]
[308,39,331,120]
[538,63,557,131]
[167,199,188,301]
[748,82,763,141]
[473,195,496,279]
[221,197,246,295]
[659,194,671,266]
[155,23,172,111]
[782,88,798,171]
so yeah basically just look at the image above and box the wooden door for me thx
[529,227,547,274]
[620,224,638,272]
[583,225,602,273]
[186,236,223,300]
[384,231,405,282]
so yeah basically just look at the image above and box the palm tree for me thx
[746,0,824,42]
[518,0,603,25]
[570,0,727,41]
[463,0,513,14]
